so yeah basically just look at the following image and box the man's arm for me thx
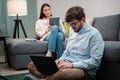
[72,32,104,70]
[59,50,68,61]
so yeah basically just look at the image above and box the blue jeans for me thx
[45,25,65,58]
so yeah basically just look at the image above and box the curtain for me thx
[0,0,7,35]
[0,0,37,38]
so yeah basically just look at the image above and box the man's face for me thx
[68,19,83,32]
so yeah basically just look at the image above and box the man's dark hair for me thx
[65,6,85,22]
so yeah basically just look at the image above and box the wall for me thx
[6,0,37,38]
[37,0,120,21]
[0,0,37,38]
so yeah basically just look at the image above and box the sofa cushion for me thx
[103,41,120,62]
[119,29,120,41]
[92,14,120,41]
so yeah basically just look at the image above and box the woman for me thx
[35,3,65,59]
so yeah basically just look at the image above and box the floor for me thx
[0,55,29,76]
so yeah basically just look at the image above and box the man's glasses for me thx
[69,21,80,27]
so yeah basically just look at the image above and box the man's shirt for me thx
[59,23,104,77]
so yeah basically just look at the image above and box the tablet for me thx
[30,56,59,75]
[49,17,59,26]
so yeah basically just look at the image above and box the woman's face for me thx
[43,6,52,18]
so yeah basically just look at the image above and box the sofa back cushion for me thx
[92,14,120,41]
[119,29,120,41]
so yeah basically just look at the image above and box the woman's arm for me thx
[35,19,50,39]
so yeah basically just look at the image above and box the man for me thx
[28,6,104,80]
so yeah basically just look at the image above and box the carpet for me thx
[3,73,29,80]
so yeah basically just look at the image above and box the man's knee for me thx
[28,62,46,78]
[28,62,36,71]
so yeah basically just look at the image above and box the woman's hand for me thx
[45,26,51,33]
[59,23,63,30]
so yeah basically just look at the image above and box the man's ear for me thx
[81,17,86,23]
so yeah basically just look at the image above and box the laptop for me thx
[30,56,59,75]
[49,17,59,26]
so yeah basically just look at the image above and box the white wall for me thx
[50,0,120,21]
[37,0,120,21]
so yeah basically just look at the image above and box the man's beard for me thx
[74,24,83,32]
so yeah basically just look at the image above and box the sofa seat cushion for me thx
[103,41,120,62]
[7,39,48,55]
[92,14,120,41]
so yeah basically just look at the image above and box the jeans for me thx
[45,25,65,58]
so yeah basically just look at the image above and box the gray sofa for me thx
[6,14,120,79]
[24,14,120,80]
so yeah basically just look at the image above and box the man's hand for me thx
[55,59,61,65]
[55,60,73,69]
